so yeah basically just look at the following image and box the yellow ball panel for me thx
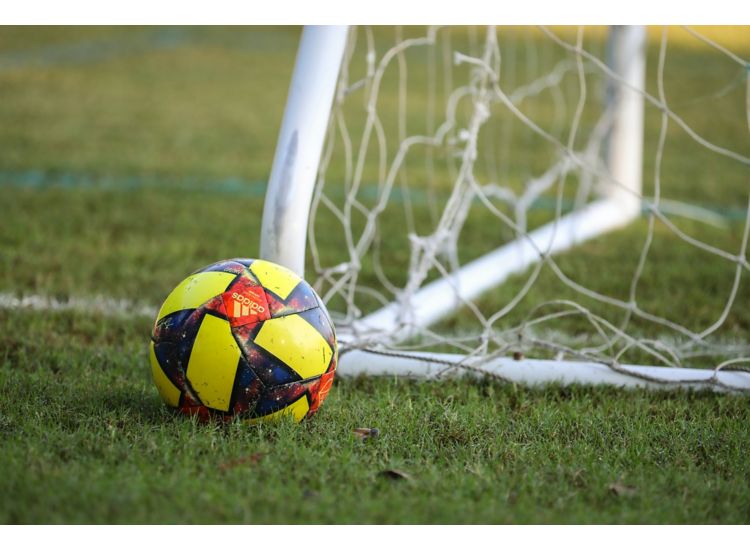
[186,314,241,412]
[249,259,301,300]
[149,341,181,407]
[157,271,236,321]
[254,313,333,380]
[246,395,310,424]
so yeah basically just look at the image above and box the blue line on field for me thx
[0,28,189,71]
[0,170,434,205]
[0,169,267,197]
[0,169,747,222]
[0,28,300,72]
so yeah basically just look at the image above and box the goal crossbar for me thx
[340,197,638,342]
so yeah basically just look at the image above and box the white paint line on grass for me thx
[0,292,157,319]
[3,291,750,355]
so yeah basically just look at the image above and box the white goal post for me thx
[260,25,750,392]
[260,26,349,276]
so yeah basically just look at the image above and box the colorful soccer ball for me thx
[149,258,337,423]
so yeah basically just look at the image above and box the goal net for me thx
[269,26,750,392]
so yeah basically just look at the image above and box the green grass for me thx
[1,310,749,523]
[1,26,749,524]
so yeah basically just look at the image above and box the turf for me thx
[1,26,749,524]
[1,310,749,523]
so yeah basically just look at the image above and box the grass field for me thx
[1,26,749,524]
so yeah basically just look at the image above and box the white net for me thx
[307,26,750,391]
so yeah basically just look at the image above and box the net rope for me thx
[307,26,750,391]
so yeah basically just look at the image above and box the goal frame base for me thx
[339,350,750,393]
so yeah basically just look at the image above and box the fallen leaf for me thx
[353,427,380,441]
[219,452,265,473]
[379,469,413,481]
[608,482,637,497]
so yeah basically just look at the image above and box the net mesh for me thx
[307,26,750,389]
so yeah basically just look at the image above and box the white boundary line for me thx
[0,292,157,319]
[4,290,749,392]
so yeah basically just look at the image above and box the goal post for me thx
[260,25,750,392]
[605,25,646,214]
[260,26,349,278]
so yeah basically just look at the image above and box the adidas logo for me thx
[230,292,265,317]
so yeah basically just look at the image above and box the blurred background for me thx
[2,26,750,355]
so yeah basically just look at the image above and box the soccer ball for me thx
[149,258,337,423]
